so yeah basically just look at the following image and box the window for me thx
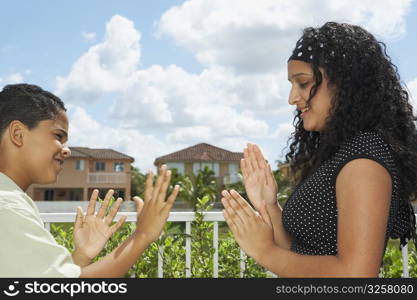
[44,190,54,201]
[95,162,105,171]
[166,162,184,175]
[76,160,85,171]
[114,190,125,199]
[193,162,219,176]
[114,162,124,172]
[228,163,240,184]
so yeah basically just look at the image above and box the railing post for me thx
[158,244,164,278]
[239,249,246,278]
[401,243,409,278]
[157,229,164,278]
[213,221,219,278]
[44,222,50,231]
[185,221,191,278]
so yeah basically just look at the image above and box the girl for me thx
[222,22,417,277]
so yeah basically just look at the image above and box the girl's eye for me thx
[299,82,309,89]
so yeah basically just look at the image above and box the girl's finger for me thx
[248,143,260,171]
[223,191,246,227]
[254,144,267,170]
[230,189,256,217]
[243,147,253,173]
[223,209,239,236]
[259,200,272,227]
[240,159,249,179]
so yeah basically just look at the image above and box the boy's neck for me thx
[0,169,30,191]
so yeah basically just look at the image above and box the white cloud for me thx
[407,78,417,116]
[56,15,141,103]
[67,105,170,171]
[271,122,294,139]
[158,0,411,73]
[0,72,25,88]
[55,2,413,169]
[82,31,97,42]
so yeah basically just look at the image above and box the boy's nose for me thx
[62,145,71,158]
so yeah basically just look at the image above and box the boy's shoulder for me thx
[0,189,41,223]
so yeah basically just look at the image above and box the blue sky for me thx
[1,0,417,171]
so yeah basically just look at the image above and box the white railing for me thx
[87,173,127,184]
[40,212,413,278]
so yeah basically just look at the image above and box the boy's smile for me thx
[20,110,71,187]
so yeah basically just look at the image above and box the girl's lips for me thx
[301,110,309,117]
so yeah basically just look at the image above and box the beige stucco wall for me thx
[27,157,132,201]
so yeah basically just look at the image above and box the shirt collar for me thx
[0,172,25,194]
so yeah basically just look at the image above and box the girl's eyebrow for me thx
[288,72,313,81]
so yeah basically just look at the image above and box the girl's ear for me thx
[8,120,27,147]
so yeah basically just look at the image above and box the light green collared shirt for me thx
[0,172,81,277]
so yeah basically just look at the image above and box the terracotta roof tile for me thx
[69,147,134,162]
[154,143,243,164]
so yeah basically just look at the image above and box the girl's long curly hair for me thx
[284,22,417,239]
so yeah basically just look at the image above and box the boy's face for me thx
[22,110,71,184]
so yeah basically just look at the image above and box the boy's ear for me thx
[8,120,27,147]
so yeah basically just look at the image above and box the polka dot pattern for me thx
[282,130,411,256]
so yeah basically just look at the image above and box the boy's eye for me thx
[55,134,63,140]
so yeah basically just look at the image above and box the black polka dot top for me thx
[282,130,415,256]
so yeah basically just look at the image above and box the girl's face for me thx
[287,60,335,132]
[22,110,71,185]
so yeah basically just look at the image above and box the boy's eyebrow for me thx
[54,128,68,139]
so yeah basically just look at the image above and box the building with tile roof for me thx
[26,147,134,202]
[154,143,243,185]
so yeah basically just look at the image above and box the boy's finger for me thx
[97,189,114,218]
[164,185,179,212]
[133,196,144,215]
[110,215,127,235]
[74,206,84,230]
[87,189,99,216]
[144,169,154,202]
[151,165,166,201]
[105,197,123,225]
[157,169,172,203]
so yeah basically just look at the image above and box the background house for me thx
[27,147,134,201]
[154,143,243,185]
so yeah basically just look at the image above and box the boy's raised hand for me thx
[73,189,127,266]
[134,165,179,244]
